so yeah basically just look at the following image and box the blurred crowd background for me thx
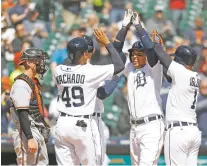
[1,0,207,143]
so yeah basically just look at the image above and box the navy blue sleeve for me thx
[106,43,124,75]
[97,75,120,100]
[154,43,172,70]
[135,25,158,67]
[119,52,127,64]
[135,24,172,69]
[113,27,128,53]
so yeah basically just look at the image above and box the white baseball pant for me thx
[54,115,101,165]
[164,125,201,166]
[92,114,108,165]
[130,119,165,166]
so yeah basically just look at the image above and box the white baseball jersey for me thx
[10,80,32,110]
[124,60,163,119]
[166,61,201,123]
[10,79,44,127]
[54,64,114,115]
[95,98,104,113]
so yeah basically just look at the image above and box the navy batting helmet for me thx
[82,35,94,53]
[67,37,90,62]
[174,45,197,66]
[128,41,145,62]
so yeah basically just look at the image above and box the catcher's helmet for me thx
[82,35,94,53]
[19,47,49,65]
[174,45,197,66]
[19,47,49,78]
[67,37,90,62]
[128,41,145,62]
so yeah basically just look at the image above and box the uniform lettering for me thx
[59,75,63,84]
[63,74,67,84]
[76,74,80,83]
[134,71,147,88]
[56,74,85,84]
[80,75,85,84]
[190,76,201,88]
[71,74,75,84]
[67,74,71,83]
[56,77,60,84]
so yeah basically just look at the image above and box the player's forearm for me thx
[135,24,158,67]
[119,52,127,64]
[154,43,172,70]
[135,24,154,49]
[113,27,128,53]
[105,43,124,75]
[97,75,120,100]
[17,109,33,140]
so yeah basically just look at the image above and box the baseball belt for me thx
[165,122,197,131]
[60,112,90,119]
[60,112,101,119]
[131,114,163,125]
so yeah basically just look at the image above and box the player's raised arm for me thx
[94,29,125,75]
[133,11,172,70]
[113,9,134,54]
[97,75,120,100]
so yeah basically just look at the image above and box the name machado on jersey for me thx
[56,74,85,85]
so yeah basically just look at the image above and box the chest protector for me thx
[14,74,44,124]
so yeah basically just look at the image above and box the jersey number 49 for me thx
[62,86,85,107]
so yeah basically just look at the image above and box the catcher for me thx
[10,47,50,165]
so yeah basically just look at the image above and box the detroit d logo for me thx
[135,71,146,88]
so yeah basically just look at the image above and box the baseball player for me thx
[114,9,165,165]
[93,83,120,165]
[9,48,50,165]
[82,34,126,165]
[61,35,123,165]
[135,11,201,165]
[54,29,125,165]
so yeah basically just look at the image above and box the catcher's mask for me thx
[19,47,49,79]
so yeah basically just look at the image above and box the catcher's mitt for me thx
[151,30,164,46]
[42,127,50,143]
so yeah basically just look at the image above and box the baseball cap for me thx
[154,5,165,12]
[67,37,90,60]
[128,41,145,53]
[82,35,94,53]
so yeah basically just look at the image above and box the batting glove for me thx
[151,30,164,46]
[133,11,141,26]
[122,9,133,29]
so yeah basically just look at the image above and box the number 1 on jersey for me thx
[62,86,85,107]
[191,90,198,109]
